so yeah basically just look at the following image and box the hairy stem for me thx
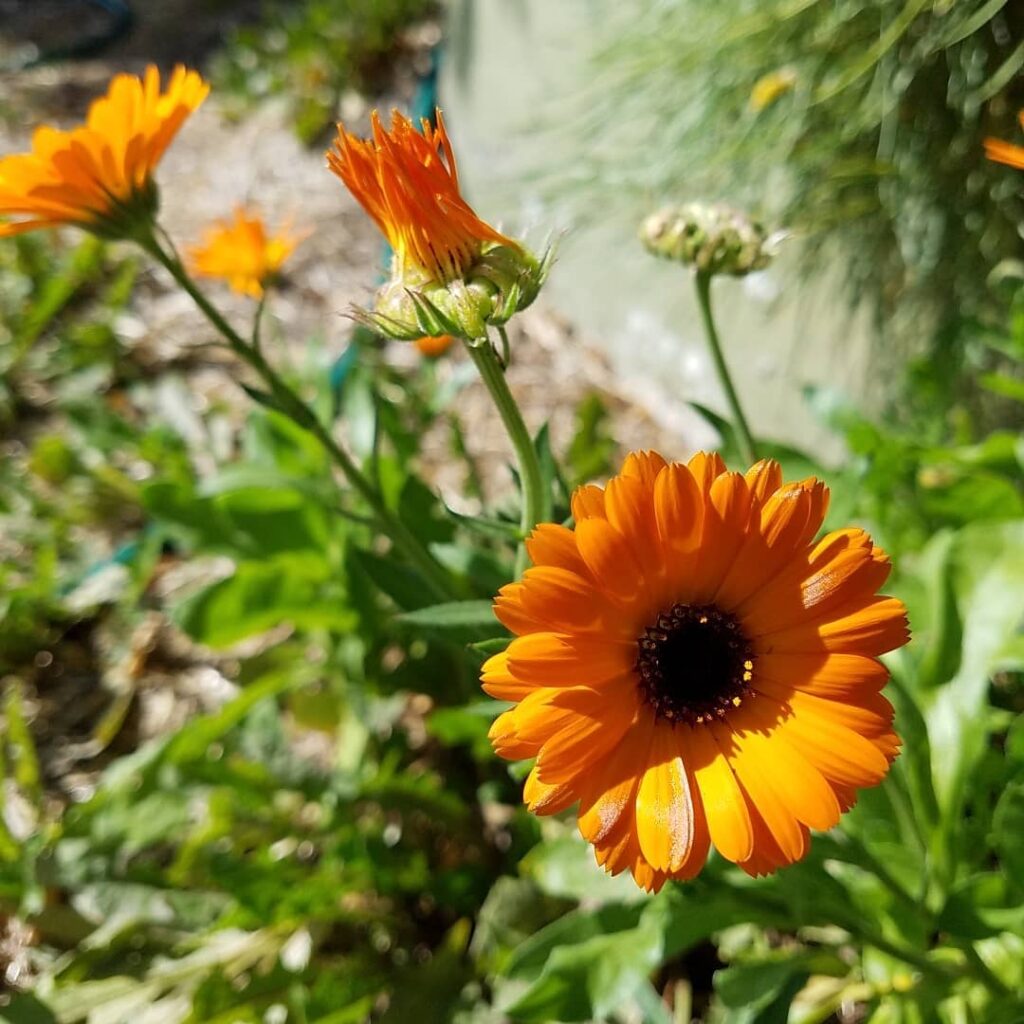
[141,229,458,602]
[465,333,549,576]
[694,271,757,465]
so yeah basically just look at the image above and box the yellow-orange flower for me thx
[985,110,1024,170]
[327,109,546,340]
[328,109,515,283]
[188,207,302,298]
[484,451,908,892]
[749,68,797,113]
[414,334,455,358]
[0,65,208,239]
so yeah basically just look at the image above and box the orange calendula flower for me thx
[414,334,455,358]
[0,65,208,239]
[327,109,548,341]
[188,207,303,298]
[485,451,909,892]
[984,110,1024,170]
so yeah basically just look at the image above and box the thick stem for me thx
[465,334,548,576]
[694,271,757,465]
[141,230,457,602]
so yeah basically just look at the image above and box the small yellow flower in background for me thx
[985,110,1024,170]
[0,65,208,239]
[188,207,303,298]
[484,451,908,892]
[414,334,454,358]
[749,68,797,113]
[327,109,548,341]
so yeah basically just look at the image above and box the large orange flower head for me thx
[485,451,909,892]
[0,65,208,240]
[985,110,1024,170]
[188,206,303,298]
[328,110,548,341]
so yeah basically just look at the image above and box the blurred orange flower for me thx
[188,207,303,298]
[485,451,908,892]
[984,111,1024,170]
[327,109,518,284]
[414,334,454,358]
[0,65,208,239]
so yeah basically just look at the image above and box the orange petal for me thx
[754,652,889,700]
[574,517,645,606]
[766,693,894,788]
[480,649,534,700]
[762,596,909,656]
[688,472,751,602]
[744,459,783,506]
[711,711,807,862]
[654,463,703,554]
[634,722,696,872]
[535,685,638,785]
[687,451,728,494]
[684,723,754,863]
[571,483,607,521]
[504,632,636,687]
[525,523,589,575]
[578,713,654,843]
[621,450,668,487]
[737,799,807,876]
[524,765,579,815]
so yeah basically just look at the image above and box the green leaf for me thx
[502,898,670,1022]
[992,782,1024,886]
[925,521,1024,850]
[715,952,839,1023]
[349,547,434,612]
[519,833,648,905]
[427,703,502,760]
[978,372,1024,403]
[396,600,501,642]
[174,557,355,648]
[937,873,1024,939]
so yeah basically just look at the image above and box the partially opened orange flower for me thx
[0,65,208,239]
[414,334,454,358]
[985,111,1024,170]
[327,110,547,340]
[188,207,303,298]
[484,451,908,892]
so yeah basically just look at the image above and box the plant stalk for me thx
[141,228,458,602]
[694,271,757,465]
[465,333,548,576]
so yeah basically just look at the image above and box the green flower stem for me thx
[694,271,757,465]
[465,333,549,576]
[141,229,458,603]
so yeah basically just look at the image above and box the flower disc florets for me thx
[640,203,772,277]
[328,109,549,341]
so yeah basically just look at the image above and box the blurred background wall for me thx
[441,0,874,458]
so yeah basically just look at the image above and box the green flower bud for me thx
[640,203,772,277]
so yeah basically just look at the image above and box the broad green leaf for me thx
[714,952,841,1022]
[992,782,1024,886]
[349,547,434,612]
[397,600,501,641]
[428,703,502,760]
[174,556,355,648]
[922,521,1024,870]
[937,873,1024,939]
[519,832,648,905]
[502,897,670,1022]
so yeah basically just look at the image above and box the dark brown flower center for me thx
[636,604,754,725]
